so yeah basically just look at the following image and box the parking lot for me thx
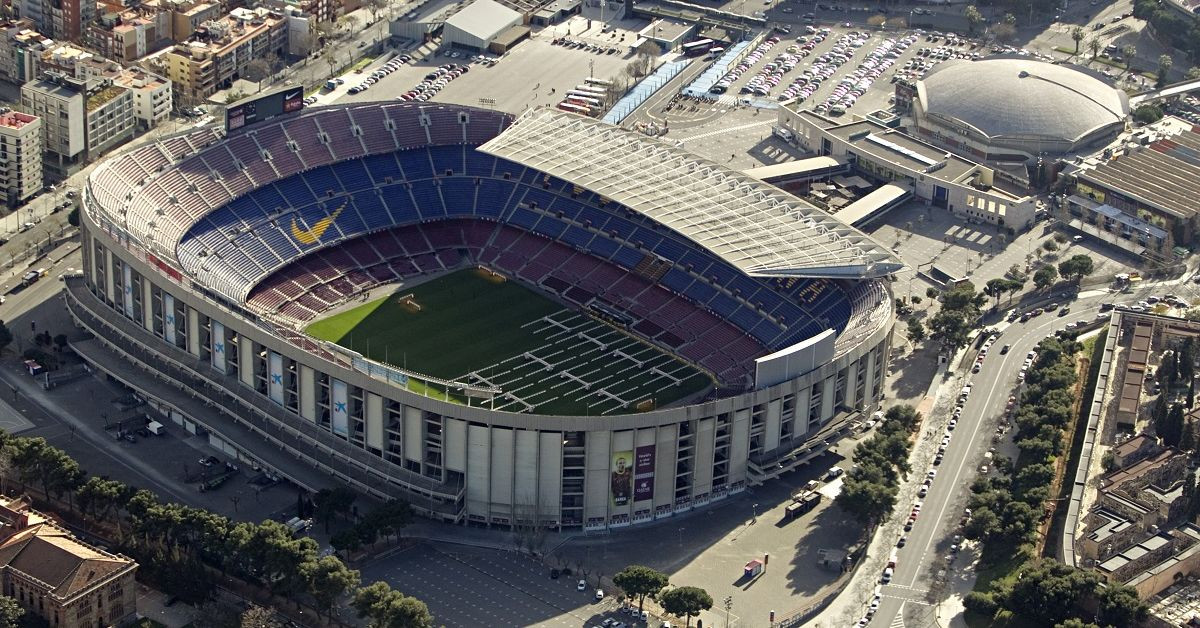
[330,24,641,114]
[362,543,632,628]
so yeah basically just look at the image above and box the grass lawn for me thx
[307,269,561,379]
[306,269,712,415]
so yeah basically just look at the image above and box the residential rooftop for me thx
[0,111,37,129]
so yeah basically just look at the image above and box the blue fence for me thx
[681,40,753,98]
[601,59,692,125]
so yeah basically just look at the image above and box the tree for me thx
[884,405,922,432]
[0,320,12,355]
[353,581,434,628]
[1034,266,1058,290]
[1087,37,1101,60]
[1159,403,1186,447]
[243,59,272,83]
[613,565,669,611]
[68,206,80,227]
[993,22,1016,42]
[906,318,926,343]
[928,310,971,351]
[1002,559,1099,626]
[965,5,984,35]
[77,476,129,522]
[240,605,284,628]
[1121,44,1137,70]
[1133,104,1164,124]
[1057,255,1094,283]
[0,596,21,628]
[305,555,361,618]
[1071,26,1085,53]
[658,586,712,628]
[1158,54,1174,86]
[1097,584,1148,627]
[1188,66,1200,80]
[836,472,898,525]
[322,47,339,78]
[313,487,356,533]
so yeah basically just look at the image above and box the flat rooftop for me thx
[1078,126,1200,221]
[0,111,36,129]
[818,115,980,182]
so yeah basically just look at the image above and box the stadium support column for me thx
[299,365,316,423]
[141,280,153,334]
[863,347,878,406]
[186,308,201,356]
[820,376,835,423]
[238,336,255,387]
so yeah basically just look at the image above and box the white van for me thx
[773,127,794,142]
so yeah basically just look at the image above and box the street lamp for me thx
[752,502,759,522]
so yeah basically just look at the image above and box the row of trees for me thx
[834,405,923,527]
[612,565,712,628]
[0,429,431,626]
[963,336,1145,626]
[926,282,987,352]
[966,558,1146,627]
[963,337,1077,553]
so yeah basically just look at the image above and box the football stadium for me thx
[68,102,900,529]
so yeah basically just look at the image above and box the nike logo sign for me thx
[290,202,346,245]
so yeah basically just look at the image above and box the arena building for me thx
[912,57,1129,164]
[69,102,899,530]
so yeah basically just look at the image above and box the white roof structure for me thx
[444,0,521,44]
[481,108,903,279]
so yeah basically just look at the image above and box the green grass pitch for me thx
[304,269,713,415]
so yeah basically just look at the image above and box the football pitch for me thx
[304,269,714,415]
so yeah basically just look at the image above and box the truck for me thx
[785,493,821,519]
[146,420,165,435]
[19,270,39,287]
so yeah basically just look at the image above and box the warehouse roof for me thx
[444,0,520,41]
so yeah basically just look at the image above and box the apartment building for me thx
[0,110,42,209]
[0,497,137,628]
[0,19,53,85]
[21,0,96,41]
[21,72,133,180]
[153,0,222,41]
[86,8,171,63]
[114,67,171,129]
[157,6,286,105]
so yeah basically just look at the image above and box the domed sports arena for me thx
[913,57,1129,163]
[68,102,899,529]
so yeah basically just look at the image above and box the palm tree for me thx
[1071,26,1084,54]
[1087,37,1101,60]
[1122,44,1137,71]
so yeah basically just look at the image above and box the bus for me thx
[682,38,715,56]
[572,85,608,97]
[583,77,612,88]
[557,101,592,115]
[566,90,604,102]
[566,95,603,108]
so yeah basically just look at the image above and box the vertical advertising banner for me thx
[268,352,284,405]
[162,293,176,345]
[633,444,656,502]
[331,378,349,437]
[122,263,134,319]
[210,321,225,372]
[611,450,633,508]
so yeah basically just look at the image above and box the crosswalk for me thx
[676,120,773,144]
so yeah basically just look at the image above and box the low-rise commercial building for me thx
[1060,117,1200,262]
[778,108,1038,231]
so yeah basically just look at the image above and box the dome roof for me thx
[916,58,1128,143]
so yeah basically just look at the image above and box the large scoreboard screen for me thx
[225,85,303,131]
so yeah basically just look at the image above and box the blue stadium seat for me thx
[464,152,496,177]
[562,226,592,249]
[410,181,446,217]
[399,148,435,180]
[332,160,374,192]
[355,193,390,228]
[476,180,512,218]
[429,145,463,174]
[441,180,476,217]
[362,153,403,183]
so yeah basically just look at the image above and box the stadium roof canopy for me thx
[480,108,903,279]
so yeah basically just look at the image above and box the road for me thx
[857,277,1196,627]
